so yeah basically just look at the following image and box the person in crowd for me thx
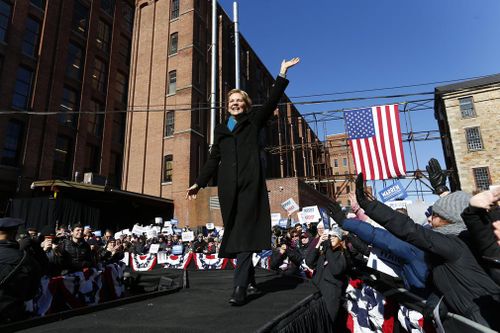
[270,230,305,277]
[305,226,348,325]
[59,223,94,272]
[186,57,300,306]
[461,187,500,285]
[192,234,207,253]
[297,233,311,258]
[27,227,38,239]
[99,238,124,265]
[0,218,43,323]
[204,238,217,255]
[355,173,500,330]
[103,229,114,243]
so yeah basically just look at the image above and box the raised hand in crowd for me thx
[327,201,346,227]
[426,158,449,196]
[355,173,372,209]
[469,187,500,210]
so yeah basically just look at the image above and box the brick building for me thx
[123,0,328,227]
[435,74,500,193]
[0,0,135,214]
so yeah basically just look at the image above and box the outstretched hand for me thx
[186,184,200,200]
[280,57,300,75]
[426,158,449,195]
[327,201,346,227]
[355,173,371,209]
[469,187,500,210]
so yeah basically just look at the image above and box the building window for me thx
[115,72,128,104]
[53,135,72,179]
[88,100,104,137]
[473,167,490,191]
[122,3,134,33]
[459,97,475,118]
[100,0,115,16]
[333,159,338,167]
[1,120,24,167]
[343,158,347,167]
[92,58,107,93]
[30,0,45,9]
[66,42,84,80]
[108,152,122,187]
[168,70,176,95]
[22,17,41,57]
[465,127,484,151]
[84,144,101,173]
[171,0,179,19]
[163,154,173,182]
[12,67,33,110]
[165,111,174,136]
[0,0,11,42]
[169,32,178,55]
[96,20,111,53]
[72,1,89,37]
[59,86,79,126]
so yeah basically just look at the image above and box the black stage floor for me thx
[20,268,319,333]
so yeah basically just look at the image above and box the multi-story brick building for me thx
[123,0,328,226]
[0,0,135,214]
[434,74,500,193]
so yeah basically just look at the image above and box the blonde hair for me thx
[227,89,252,111]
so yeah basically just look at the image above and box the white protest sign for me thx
[366,248,402,278]
[122,229,132,236]
[146,228,157,239]
[281,198,300,215]
[131,225,146,235]
[271,213,281,227]
[206,223,215,230]
[385,200,412,211]
[153,226,162,233]
[164,221,172,227]
[155,217,163,224]
[181,231,195,242]
[162,226,173,235]
[114,231,123,239]
[157,251,168,264]
[121,252,129,266]
[297,211,305,224]
[170,219,179,226]
[149,244,160,254]
[301,206,321,223]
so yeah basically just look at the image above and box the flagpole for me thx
[233,1,240,89]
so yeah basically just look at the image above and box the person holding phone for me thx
[186,57,300,306]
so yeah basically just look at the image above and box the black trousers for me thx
[233,252,255,288]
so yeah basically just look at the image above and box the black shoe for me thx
[246,283,262,296]
[229,286,247,306]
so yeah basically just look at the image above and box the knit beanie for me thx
[432,191,471,235]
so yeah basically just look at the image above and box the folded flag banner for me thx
[345,104,406,180]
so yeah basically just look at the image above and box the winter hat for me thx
[328,226,344,240]
[432,191,471,224]
[432,191,471,236]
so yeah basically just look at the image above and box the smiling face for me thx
[228,92,247,116]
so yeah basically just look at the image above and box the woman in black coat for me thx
[305,227,348,324]
[186,57,300,305]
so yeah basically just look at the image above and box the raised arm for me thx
[253,57,300,127]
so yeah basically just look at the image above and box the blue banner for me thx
[319,207,330,229]
[378,180,408,202]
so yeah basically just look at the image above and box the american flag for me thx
[344,104,406,180]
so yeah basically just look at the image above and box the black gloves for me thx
[327,201,346,227]
[355,173,371,209]
[426,158,449,195]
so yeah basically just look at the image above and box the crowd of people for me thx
[1,159,499,331]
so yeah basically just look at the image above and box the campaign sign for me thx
[181,231,195,242]
[378,181,408,202]
[281,198,300,215]
[301,206,321,223]
[206,223,215,230]
[271,213,281,227]
[149,244,160,254]
[170,219,179,226]
[319,208,330,229]
[172,245,183,255]
[278,218,289,229]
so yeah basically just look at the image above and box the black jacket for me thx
[60,238,93,272]
[270,246,304,276]
[461,205,500,285]
[0,240,42,323]
[363,200,500,330]
[196,76,289,258]
[305,243,348,323]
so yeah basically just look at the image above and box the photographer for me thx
[305,227,348,325]
[270,230,304,277]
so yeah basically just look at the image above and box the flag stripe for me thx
[345,104,406,181]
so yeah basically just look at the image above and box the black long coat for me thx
[196,76,289,258]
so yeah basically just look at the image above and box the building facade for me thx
[0,0,135,214]
[123,0,327,226]
[434,74,500,193]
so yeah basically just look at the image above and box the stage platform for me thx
[16,268,333,333]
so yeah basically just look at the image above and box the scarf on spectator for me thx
[433,220,467,236]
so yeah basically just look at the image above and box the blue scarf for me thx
[227,116,237,131]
